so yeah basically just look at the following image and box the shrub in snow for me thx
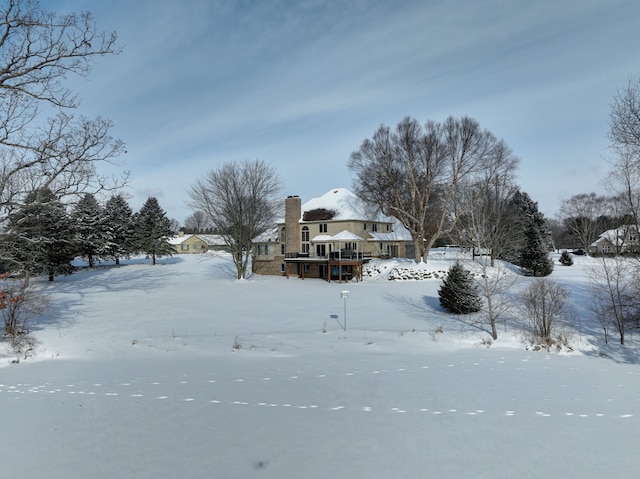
[438,261,482,314]
[559,251,573,266]
[520,278,573,347]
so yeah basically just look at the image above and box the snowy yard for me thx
[2,251,639,478]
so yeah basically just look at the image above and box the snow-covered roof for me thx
[368,231,413,242]
[310,234,334,242]
[168,234,226,246]
[591,227,635,247]
[298,188,390,222]
[254,226,279,243]
[331,230,364,241]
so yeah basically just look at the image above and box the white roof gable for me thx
[300,188,388,222]
[332,230,364,241]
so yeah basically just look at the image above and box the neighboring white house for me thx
[168,232,227,254]
[590,225,640,254]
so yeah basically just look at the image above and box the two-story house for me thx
[252,188,411,281]
[590,224,640,255]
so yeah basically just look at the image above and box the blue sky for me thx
[52,0,640,223]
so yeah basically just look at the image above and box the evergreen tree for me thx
[559,251,573,266]
[72,193,107,267]
[438,261,482,314]
[500,190,553,276]
[133,197,175,265]
[7,188,76,281]
[103,194,134,265]
[519,224,554,276]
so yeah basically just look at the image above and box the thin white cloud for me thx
[48,0,640,221]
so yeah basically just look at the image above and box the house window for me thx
[302,243,309,253]
[281,263,286,273]
[304,263,310,273]
[302,226,309,241]
[257,244,269,256]
[181,244,189,251]
[629,235,637,242]
[319,223,327,233]
[386,224,390,231]
[363,223,367,230]
[372,223,378,232]
[280,227,286,242]
[280,243,285,255]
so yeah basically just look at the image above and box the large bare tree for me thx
[348,116,519,263]
[188,159,281,279]
[557,193,614,254]
[609,76,640,154]
[455,172,520,266]
[0,0,126,215]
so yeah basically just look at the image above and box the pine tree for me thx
[72,193,107,267]
[438,261,482,314]
[103,194,134,265]
[500,190,553,276]
[133,197,175,265]
[559,251,573,266]
[519,224,554,276]
[7,188,76,281]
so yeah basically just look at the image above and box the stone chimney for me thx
[284,195,301,255]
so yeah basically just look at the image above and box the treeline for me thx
[0,192,175,282]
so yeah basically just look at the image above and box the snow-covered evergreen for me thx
[103,194,135,265]
[438,261,482,314]
[133,197,175,265]
[7,188,75,281]
[502,191,553,276]
[72,193,108,268]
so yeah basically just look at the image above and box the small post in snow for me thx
[340,290,350,333]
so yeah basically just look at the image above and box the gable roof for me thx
[331,230,364,241]
[293,188,390,222]
[591,225,639,247]
[168,233,226,246]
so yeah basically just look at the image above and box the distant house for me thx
[590,225,640,255]
[169,232,227,254]
[252,188,411,281]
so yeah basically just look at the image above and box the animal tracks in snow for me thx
[0,358,637,420]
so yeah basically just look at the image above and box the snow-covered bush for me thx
[559,251,573,266]
[438,261,482,314]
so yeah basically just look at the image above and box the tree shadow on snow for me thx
[384,292,492,336]
[26,256,187,333]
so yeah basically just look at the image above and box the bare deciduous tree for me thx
[188,159,281,279]
[0,0,127,215]
[520,278,573,346]
[183,210,212,233]
[588,256,638,345]
[557,193,613,254]
[609,76,640,154]
[348,116,519,263]
[455,174,520,266]
[475,260,518,340]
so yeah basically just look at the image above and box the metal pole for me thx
[341,290,349,333]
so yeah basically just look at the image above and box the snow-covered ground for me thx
[2,250,639,478]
